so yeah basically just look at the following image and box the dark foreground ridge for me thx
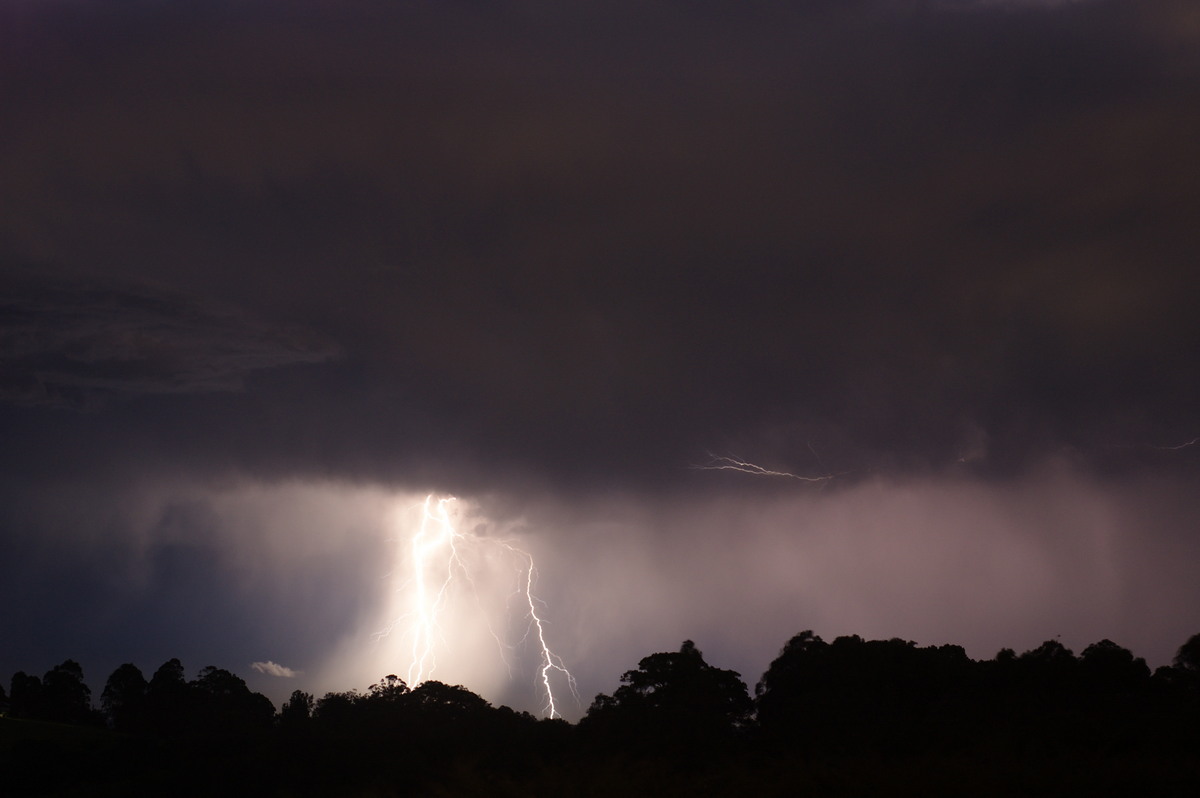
[3,632,1199,796]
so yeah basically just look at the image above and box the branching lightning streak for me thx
[378,495,576,718]
[1154,437,1199,451]
[690,453,834,482]
[1106,437,1200,453]
[501,541,579,718]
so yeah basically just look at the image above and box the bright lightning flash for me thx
[691,453,834,483]
[376,495,577,719]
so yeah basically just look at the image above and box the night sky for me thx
[3,0,1199,719]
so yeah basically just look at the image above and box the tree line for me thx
[2,631,1199,795]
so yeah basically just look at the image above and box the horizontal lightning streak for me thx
[1154,437,1199,451]
[690,454,834,483]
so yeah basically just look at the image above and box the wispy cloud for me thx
[251,660,300,678]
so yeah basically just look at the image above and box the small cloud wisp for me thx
[251,660,301,678]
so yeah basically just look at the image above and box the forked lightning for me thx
[376,495,576,718]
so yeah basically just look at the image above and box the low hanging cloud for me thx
[251,660,301,678]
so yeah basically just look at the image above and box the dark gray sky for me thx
[3,0,1199,718]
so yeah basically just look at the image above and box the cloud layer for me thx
[3,0,1197,490]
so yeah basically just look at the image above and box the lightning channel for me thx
[499,537,578,720]
[690,453,834,482]
[379,494,576,718]
[1154,437,1199,451]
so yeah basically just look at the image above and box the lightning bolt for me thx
[690,453,835,482]
[1154,437,1199,451]
[1105,436,1199,453]
[403,495,461,686]
[501,542,578,718]
[378,495,577,718]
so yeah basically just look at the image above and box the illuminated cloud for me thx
[251,661,300,678]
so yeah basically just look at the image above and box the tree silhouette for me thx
[403,680,496,753]
[1079,639,1150,694]
[365,673,408,705]
[0,632,1198,796]
[150,657,186,687]
[1174,633,1200,676]
[754,629,829,741]
[406,680,490,714]
[9,671,44,719]
[279,689,314,730]
[756,632,977,751]
[191,665,275,735]
[40,659,97,724]
[1004,640,1075,696]
[583,640,752,753]
[312,689,361,736]
[101,662,149,732]
[146,658,192,735]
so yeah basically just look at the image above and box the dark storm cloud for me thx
[0,274,338,407]
[4,0,1194,489]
